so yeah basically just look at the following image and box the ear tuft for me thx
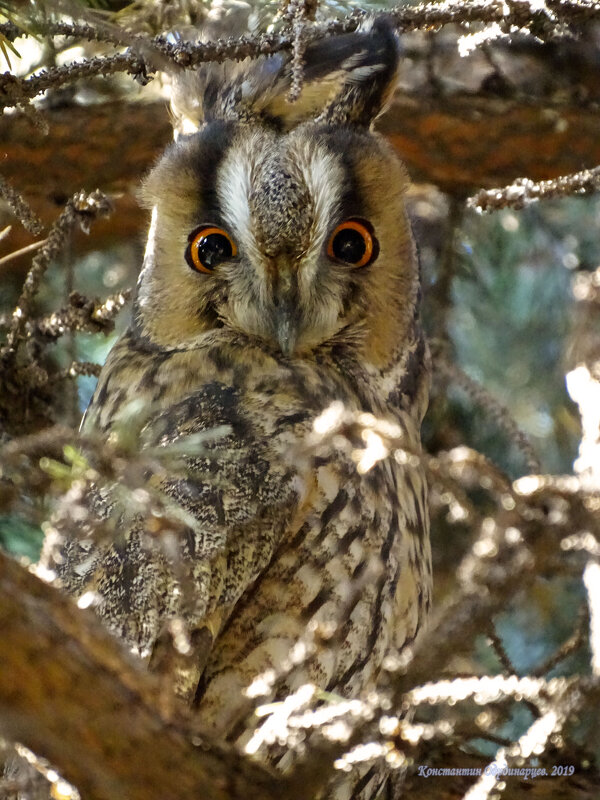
[317,18,400,127]
[167,15,400,136]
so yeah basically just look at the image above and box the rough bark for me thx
[5,96,600,203]
[380,96,600,195]
[0,102,170,267]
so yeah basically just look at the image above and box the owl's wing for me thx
[149,381,313,699]
[50,379,314,702]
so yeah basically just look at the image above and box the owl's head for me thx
[135,20,419,372]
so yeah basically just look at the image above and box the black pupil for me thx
[332,228,366,264]
[197,233,233,269]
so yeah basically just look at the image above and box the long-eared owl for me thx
[44,16,431,800]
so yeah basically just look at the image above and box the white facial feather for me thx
[215,132,349,349]
[217,132,268,274]
[293,139,343,288]
[136,205,159,311]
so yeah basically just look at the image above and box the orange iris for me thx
[326,219,376,268]
[186,225,238,274]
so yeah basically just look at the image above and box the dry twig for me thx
[433,352,541,474]
[468,166,600,212]
[1,191,113,359]
[0,175,44,235]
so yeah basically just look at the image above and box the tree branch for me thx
[0,549,289,800]
[467,165,600,211]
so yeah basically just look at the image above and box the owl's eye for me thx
[327,219,378,268]
[185,225,238,273]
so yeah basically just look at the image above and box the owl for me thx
[45,17,431,799]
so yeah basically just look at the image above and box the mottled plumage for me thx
[44,18,431,799]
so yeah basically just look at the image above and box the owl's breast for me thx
[81,326,431,712]
[84,327,376,435]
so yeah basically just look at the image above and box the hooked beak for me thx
[272,267,300,356]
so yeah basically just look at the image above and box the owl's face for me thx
[136,121,417,370]
[133,22,419,371]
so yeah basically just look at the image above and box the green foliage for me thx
[448,200,590,475]
[421,195,598,760]
[0,514,44,561]
[40,444,91,488]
